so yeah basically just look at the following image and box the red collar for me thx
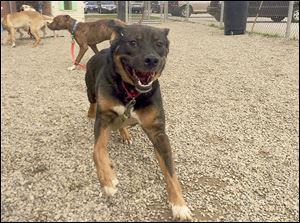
[121,81,141,99]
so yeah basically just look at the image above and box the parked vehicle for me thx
[207,1,299,23]
[99,1,117,13]
[151,1,177,14]
[168,1,211,17]
[130,1,144,14]
[84,1,100,14]
[151,1,162,13]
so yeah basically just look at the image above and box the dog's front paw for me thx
[171,204,193,221]
[102,178,119,197]
[67,65,77,71]
[112,178,119,187]
[103,186,118,197]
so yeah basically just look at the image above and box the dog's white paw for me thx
[171,204,193,221]
[103,186,118,197]
[67,65,77,71]
[112,178,119,187]
[11,43,16,48]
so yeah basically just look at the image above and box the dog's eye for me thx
[156,41,164,47]
[128,40,137,47]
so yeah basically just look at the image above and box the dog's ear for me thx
[163,28,170,36]
[161,28,170,53]
[63,15,70,21]
[159,28,170,51]
[107,19,126,37]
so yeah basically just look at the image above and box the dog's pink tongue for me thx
[137,72,152,84]
[139,76,150,84]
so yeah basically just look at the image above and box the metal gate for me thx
[126,1,168,24]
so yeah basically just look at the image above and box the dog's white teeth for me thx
[138,80,143,86]
[147,80,153,86]
[138,80,153,88]
[132,68,136,76]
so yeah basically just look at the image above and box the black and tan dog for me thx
[85,22,192,221]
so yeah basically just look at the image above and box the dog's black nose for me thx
[144,55,159,68]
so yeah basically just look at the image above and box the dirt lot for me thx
[1,21,299,222]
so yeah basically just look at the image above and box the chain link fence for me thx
[1,1,298,39]
[165,1,299,40]
[48,1,298,39]
[84,1,165,24]
[82,1,298,39]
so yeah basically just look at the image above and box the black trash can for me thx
[224,1,249,35]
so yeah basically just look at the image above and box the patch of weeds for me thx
[208,23,224,30]
[289,36,299,41]
[248,31,281,38]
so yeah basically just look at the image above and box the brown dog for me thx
[47,15,125,71]
[2,11,54,47]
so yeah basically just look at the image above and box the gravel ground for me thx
[1,21,299,222]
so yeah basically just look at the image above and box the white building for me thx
[1,1,85,22]
[51,1,85,21]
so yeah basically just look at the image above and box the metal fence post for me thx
[219,1,224,27]
[147,1,151,21]
[285,1,294,39]
[185,1,190,21]
[9,1,13,13]
[129,1,132,24]
[164,1,168,22]
[160,1,163,21]
[125,1,129,24]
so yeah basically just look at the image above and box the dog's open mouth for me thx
[122,59,158,93]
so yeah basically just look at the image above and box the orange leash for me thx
[71,39,86,70]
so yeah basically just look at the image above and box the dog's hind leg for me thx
[89,44,99,54]
[94,117,118,197]
[41,25,47,38]
[30,28,41,47]
[85,68,97,118]
[16,28,24,39]
[4,30,12,45]
[9,28,16,47]
[119,128,132,145]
